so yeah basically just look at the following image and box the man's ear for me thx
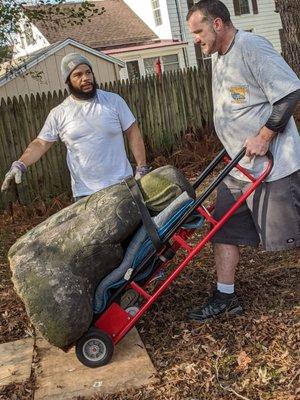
[212,17,223,32]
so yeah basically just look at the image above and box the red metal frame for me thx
[95,155,273,345]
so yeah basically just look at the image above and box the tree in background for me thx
[275,0,300,77]
[0,0,104,64]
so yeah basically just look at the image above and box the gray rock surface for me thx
[8,166,194,349]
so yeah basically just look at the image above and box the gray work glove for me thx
[1,161,27,191]
[135,165,151,180]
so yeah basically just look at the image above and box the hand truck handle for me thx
[193,147,273,190]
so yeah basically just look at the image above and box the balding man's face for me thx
[188,11,219,56]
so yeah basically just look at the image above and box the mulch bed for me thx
[0,144,299,400]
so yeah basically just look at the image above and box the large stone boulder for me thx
[8,166,194,349]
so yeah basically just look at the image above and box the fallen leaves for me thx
[0,186,299,399]
[236,350,252,372]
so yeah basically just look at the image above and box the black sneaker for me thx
[188,290,243,322]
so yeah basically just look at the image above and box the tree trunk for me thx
[275,0,300,77]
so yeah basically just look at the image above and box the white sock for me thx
[217,282,234,294]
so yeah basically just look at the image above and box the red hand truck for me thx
[75,148,273,368]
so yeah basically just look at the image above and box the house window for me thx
[239,0,250,14]
[152,0,162,26]
[162,54,180,72]
[233,0,250,15]
[144,57,157,76]
[126,60,140,80]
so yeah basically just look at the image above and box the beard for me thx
[67,78,98,100]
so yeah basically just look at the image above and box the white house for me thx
[123,0,283,67]
[9,18,49,60]
[11,0,188,81]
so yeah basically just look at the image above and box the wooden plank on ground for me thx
[0,338,34,387]
[34,328,156,400]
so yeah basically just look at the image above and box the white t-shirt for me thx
[212,30,300,181]
[38,90,135,196]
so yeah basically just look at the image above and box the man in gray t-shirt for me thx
[187,0,300,322]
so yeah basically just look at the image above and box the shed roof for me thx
[0,38,124,87]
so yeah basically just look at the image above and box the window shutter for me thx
[233,0,241,16]
[252,0,258,14]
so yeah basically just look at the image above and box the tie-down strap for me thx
[124,177,163,252]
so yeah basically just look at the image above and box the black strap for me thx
[124,177,163,252]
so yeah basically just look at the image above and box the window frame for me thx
[151,0,162,26]
[143,56,158,76]
[233,0,258,15]
[161,54,180,72]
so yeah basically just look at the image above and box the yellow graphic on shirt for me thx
[230,85,249,104]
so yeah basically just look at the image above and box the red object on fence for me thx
[155,58,162,77]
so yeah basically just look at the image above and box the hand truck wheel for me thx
[75,327,114,368]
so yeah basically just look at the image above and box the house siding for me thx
[124,0,283,67]
[122,0,196,67]
[122,0,172,39]
[166,0,197,66]
[0,44,120,100]
[225,0,282,52]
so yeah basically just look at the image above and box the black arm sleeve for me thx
[265,89,300,133]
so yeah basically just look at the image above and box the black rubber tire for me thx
[75,327,114,368]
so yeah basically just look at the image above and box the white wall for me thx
[224,0,282,52]
[12,22,49,59]
[123,0,172,39]
[123,0,197,67]
[112,46,187,80]
[166,0,198,67]
[122,0,283,69]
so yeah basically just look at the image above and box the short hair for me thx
[186,0,231,25]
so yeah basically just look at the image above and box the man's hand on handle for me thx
[1,161,27,191]
[244,126,276,160]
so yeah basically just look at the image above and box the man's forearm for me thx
[19,138,54,167]
[244,126,275,158]
[125,123,147,166]
[265,89,300,133]
[257,126,276,143]
[244,89,300,158]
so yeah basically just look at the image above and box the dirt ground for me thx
[0,147,299,400]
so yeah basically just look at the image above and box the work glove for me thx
[135,165,151,180]
[1,161,27,191]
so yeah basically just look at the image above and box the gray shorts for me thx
[211,170,300,251]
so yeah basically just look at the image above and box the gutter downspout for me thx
[174,0,189,67]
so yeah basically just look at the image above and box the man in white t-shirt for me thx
[186,0,300,321]
[1,53,149,199]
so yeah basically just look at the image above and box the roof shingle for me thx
[34,0,159,50]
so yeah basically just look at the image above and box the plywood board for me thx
[34,328,156,400]
[0,338,34,387]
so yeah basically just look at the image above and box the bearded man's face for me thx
[68,64,97,100]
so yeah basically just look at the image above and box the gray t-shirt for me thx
[38,90,135,197]
[212,30,300,181]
